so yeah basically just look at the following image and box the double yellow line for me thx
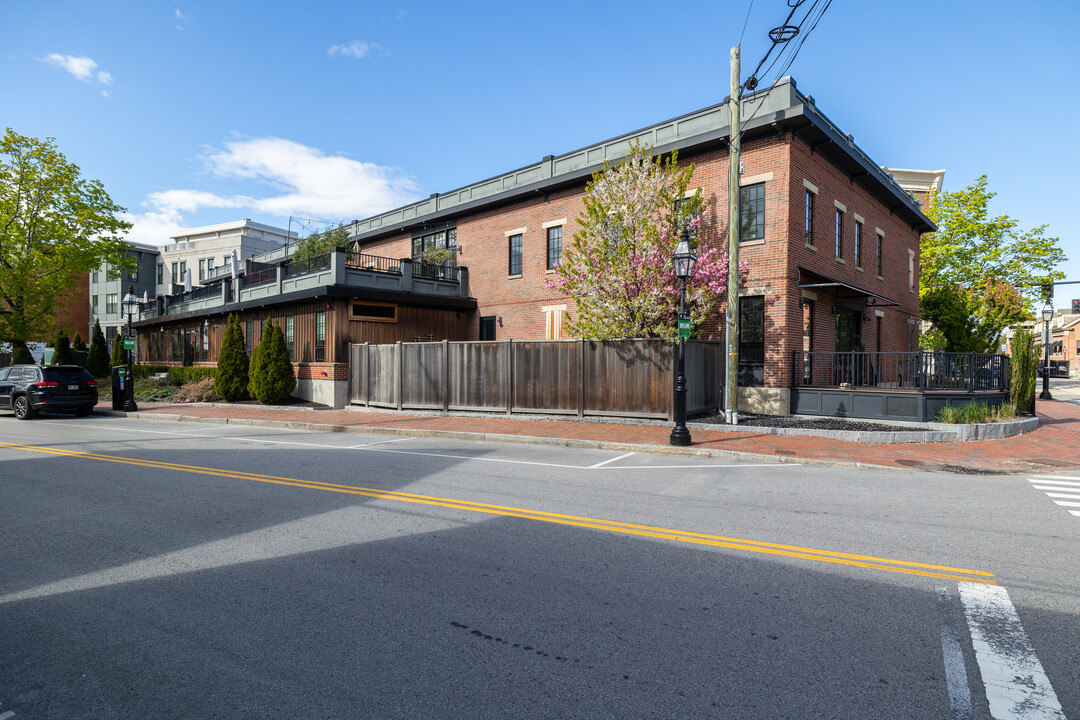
[1,441,996,585]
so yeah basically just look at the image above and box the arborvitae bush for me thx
[86,319,111,377]
[110,329,128,368]
[11,341,34,365]
[249,319,296,404]
[52,329,74,365]
[72,332,87,352]
[215,314,249,401]
[1010,326,1037,415]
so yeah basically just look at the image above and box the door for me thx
[480,316,497,341]
[0,366,13,409]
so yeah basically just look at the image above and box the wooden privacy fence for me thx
[349,339,723,420]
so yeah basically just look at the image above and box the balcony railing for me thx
[170,283,221,305]
[283,252,332,278]
[346,251,401,274]
[241,268,277,287]
[794,351,1010,392]
[414,262,460,281]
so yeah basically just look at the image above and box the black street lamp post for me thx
[121,284,139,412]
[1039,299,1053,401]
[670,228,696,447]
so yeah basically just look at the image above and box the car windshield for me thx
[43,367,92,383]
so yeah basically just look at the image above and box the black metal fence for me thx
[284,253,332,278]
[170,283,221,305]
[345,251,402,274]
[241,268,277,287]
[413,262,460,281]
[794,351,1010,392]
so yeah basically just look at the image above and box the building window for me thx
[284,316,294,361]
[854,221,863,267]
[106,293,118,315]
[876,233,883,276]
[92,295,99,314]
[199,259,206,282]
[543,305,566,340]
[801,299,814,384]
[908,249,916,291]
[315,311,326,362]
[224,256,232,271]
[480,316,497,341]
[156,264,163,284]
[179,261,187,281]
[171,262,178,284]
[350,302,397,322]
[508,233,523,275]
[834,209,843,258]
[738,296,765,386]
[92,269,99,283]
[804,190,814,246]
[740,183,765,241]
[412,228,457,263]
[546,226,563,270]
[207,257,214,274]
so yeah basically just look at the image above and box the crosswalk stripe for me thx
[1071,510,1080,517]
[1028,479,1080,488]
[1051,500,1080,508]
[1030,475,1080,481]
[1044,492,1080,500]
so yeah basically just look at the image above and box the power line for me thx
[739,0,757,46]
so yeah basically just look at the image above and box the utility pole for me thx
[725,45,741,425]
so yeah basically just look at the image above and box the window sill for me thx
[877,275,885,281]
[854,266,864,272]
[508,274,523,280]
[834,257,846,264]
[804,243,817,252]
[740,238,766,247]
[545,269,556,274]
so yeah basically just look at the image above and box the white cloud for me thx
[41,54,114,90]
[122,137,420,244]
[175,8,187,20]
[174,8,188,30]
[327,40,384,59]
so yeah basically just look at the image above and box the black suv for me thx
[0,364,99,419]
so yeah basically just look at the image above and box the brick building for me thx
[346,77,935,414]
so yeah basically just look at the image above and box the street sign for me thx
[678,316,691,339]
[123,337,136,350]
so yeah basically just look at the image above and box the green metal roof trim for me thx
[348,77,934,243]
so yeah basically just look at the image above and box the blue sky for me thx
[3,0,1078,293]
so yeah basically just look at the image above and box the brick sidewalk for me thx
[98,399,1080,474]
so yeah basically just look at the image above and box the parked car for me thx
[0,364,98,419]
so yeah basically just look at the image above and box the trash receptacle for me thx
[111,366,127,410]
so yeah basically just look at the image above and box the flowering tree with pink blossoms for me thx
[548,141,745,339]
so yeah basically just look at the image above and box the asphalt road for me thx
[1,414,1076,719]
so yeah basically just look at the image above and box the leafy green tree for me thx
[920,175,1066,351]
[72,332,87,352]
[1009,326,1037,415]
[292,223,350,260]
[548,141,742,339]
[920,279,1026,353]
[110,330,127,368]
[52,329,74,365]
[248,319,296,404]
[215,314,249,401]
[86,319,110,377]
[0,129,134,347]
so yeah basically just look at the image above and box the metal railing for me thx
[414,262,460,281]
[346,251,401,274]
[283,253,331,278]
[241,268,277,287]
[794,351,1010,392]
[170,283,220,305]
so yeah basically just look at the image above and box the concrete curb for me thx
[684,416,1041,444]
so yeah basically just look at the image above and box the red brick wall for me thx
[356,131,926,390]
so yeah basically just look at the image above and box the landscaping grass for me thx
[934,401,1019,424]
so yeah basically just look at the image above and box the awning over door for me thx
[797,267,900,307]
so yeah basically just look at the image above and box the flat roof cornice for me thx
[349,77,935,242]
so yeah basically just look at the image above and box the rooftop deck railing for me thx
[283,252,332,278]
[345,250,402,274]
[794,351,1010,393]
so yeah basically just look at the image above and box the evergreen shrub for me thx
[249,319,296,404]
[86,320,111,377]
[1009,327,1037,415]
[215,314,249,401]
[52,330,74,365]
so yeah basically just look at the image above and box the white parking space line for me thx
[589,452,635,468]
[347,437,416,448]
[958,582,1066,720]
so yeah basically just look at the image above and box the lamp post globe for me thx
[670,228,697,447]
[1039,299,1053,400]
[120,284,139,412]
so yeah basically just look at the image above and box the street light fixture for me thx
[1040,299,1054,401]
[670,228,697,447]
[121,284,140,412]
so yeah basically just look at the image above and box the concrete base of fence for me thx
[738,387,791,416]
[294,378,349,409]
[686,415,1040,444]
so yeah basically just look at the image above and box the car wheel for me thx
[75,405,92,417]
[13,395,35,420]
